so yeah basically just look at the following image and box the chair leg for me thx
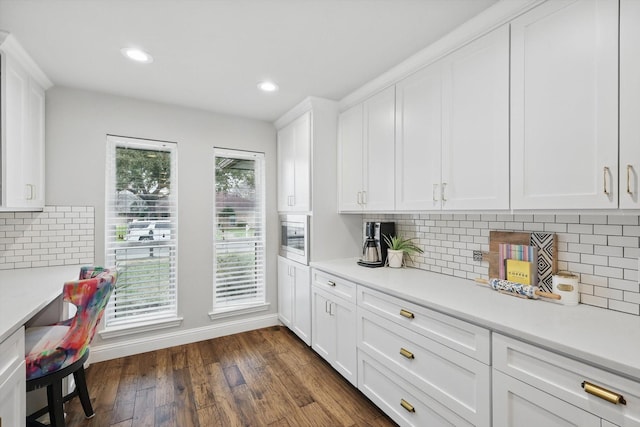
[47,380,66,427]
[73,366,95,419]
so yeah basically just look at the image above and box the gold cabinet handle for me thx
[603,167,611,195]
[581,381,626,405]
[400,309,414,319]
[327,280,336,287]
[399,348,415,360]
[400,399,415,413]
[628,164,634,195]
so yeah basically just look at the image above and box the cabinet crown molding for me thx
[338,0,543,111]
[274,96,337,130]
[0,30,53,89]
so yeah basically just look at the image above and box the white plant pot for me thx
[387,249,404,268]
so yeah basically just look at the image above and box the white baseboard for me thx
[88,313,279,363]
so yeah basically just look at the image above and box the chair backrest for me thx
[62,267,118,357]
[26,266,117,380]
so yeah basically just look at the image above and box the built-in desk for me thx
[0,265,81,427]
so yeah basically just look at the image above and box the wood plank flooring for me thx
[63,326,398,427]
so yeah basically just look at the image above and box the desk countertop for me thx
[0,265,82,343]
[311,258,640,381]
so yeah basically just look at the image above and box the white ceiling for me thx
[0,0,498,122]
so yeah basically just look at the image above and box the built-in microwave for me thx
[279,214,309,265]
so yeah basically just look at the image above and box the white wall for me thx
[45,86,278,356]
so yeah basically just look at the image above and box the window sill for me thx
[208,302,271,321]
[99,316,184,339]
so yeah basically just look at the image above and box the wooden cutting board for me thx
[488,230,558,292]
[488,231,531,279]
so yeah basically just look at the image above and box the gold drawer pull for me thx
[400,399,415,413]
[400,309,414,319]
[581,381,626,405]
[327,281,336,287]
[400,348,414,359]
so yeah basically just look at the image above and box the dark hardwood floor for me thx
[64,326,397,427]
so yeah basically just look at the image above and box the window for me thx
[104,135,179,331]
[213,148,266,315]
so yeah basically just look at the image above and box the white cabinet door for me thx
[493,370,600,427]
[0,362,26,427]
[332,297,357,386]
[363,86,395,211]
[442,24,509,210]
[291,261,311,346]
[3,53,29,208]
[277,256,293,328]
[311,285,334,362]
[311,284,357,385]
[277,112,310,212]
[277,124,295,212]
[2,50,46,210]
[620,0,640,209]
[338,104,364,212]
[395,62,442,211]
[24,78,45,208]
[511,0,618,209]
[292,112,311,212]
[278,256,311,345]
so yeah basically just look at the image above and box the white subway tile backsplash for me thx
[365,213,640,316]
[0,206,94,270]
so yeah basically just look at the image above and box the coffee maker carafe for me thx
[357,222,395,268]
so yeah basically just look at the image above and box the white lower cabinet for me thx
[277,256,311,345]
[493,333,640,427]
[310,270,357,386]
[359,350,474,427]
[0,327,26,426]
[493,369,600,427]
[357,285,490,427]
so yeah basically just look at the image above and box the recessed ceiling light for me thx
[257,81,279,92]
[121,47,154,64]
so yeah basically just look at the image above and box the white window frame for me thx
[210,148,269,319]
[102,135,182,338]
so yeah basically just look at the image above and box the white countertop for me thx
[0,265,82,343]
[311,258,640,381]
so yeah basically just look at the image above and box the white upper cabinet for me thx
[338,86,395,212]
[620,0,640,209]
[338,104,364,212]
[395,25,509,211]
[0,32,51,211]
[395,61,442,211]
[441,24,510,210]
[510,0,619,210]
[277,111,311,212]
[363,86,395,211]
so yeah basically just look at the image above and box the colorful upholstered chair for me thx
[25,266,117,427]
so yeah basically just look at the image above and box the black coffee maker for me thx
[357,222,395,268]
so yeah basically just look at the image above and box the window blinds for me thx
[104,135,178,327]
[214,148,266,309]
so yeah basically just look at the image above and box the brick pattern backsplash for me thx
[365,213,640,316]
[0,206,95,270]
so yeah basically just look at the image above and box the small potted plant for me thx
[383,234,424,268]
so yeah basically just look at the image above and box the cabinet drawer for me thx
[494,333,640,426]
[0,327,24,386]
[312,269,356,303]
[358,350,474,427]
[493,369,600,427]
[358,286,490,364]
[358,308,490,427]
